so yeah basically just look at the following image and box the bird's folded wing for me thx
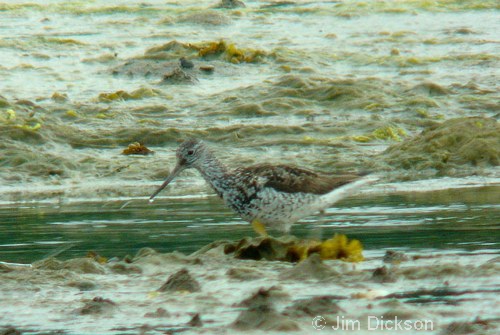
[238,164,365,195]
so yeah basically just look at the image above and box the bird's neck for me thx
[195,154,233,197]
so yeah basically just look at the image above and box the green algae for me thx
[342,51,499,69]
[231,103,277,116]
[347,125,407,143]
[383,117,499,172]
[372,125,407,141]
[256,75,397,113]
[210,74,459,124]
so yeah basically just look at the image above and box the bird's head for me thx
[149,138,207,201]
[175,138,207,169]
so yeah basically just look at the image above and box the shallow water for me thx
[1,185,498,264]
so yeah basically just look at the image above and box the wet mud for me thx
[0,237,498,334]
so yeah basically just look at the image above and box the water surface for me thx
[2,185,498,264]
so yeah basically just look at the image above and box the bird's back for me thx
[235,164,364,195]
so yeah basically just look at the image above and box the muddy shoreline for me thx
[1,236,499,334]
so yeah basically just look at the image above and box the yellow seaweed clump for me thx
[223,234,364,263]
[98,88,158,102]
[51,92,68,102]
[122,142,154,156]
[196,40,266,63]
[1,109,42,132]
[1,109,16,122]
[197,40,227,58]
[289,234,364,263]
[15,123,41,131]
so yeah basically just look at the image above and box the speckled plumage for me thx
[150,139,377,233]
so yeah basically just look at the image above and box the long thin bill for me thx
[149,165,184,202]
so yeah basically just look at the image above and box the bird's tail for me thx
[311,174,379,214]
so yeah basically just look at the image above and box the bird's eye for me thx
[187,150,194,156]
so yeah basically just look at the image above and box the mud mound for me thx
[158,268,201,293]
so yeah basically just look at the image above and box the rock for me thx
[158,268,201,293]
[179,57,194,69]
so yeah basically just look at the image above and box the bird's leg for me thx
[251,219,268,237]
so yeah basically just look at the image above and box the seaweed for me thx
[224,234,364,263]
[196,40,267,63]
[122,142,154,155]
[288,234,365,262]
[349,125,407,142]
[97,87,158,102]
[1,109,42,132]
[383,117,499,170]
